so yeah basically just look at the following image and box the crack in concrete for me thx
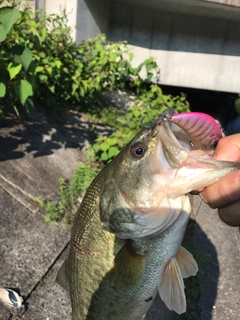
[0,175,39,214]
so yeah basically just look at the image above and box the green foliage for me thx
[37,148,99,223]
[0,5,20,41]
[93,84,190,163]
[0,4,160,116]
[0,4,38,115]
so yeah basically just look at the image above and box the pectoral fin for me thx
[158,258,186,314]
[158,247,198,314]
[176,246,198,278]
[109,242,146,287]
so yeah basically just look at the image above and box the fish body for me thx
[57,109,240,320]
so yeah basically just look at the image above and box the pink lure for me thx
[170,112,224,150]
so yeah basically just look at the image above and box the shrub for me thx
[0,3,160,117]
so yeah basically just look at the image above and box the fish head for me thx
[99,110,239,239]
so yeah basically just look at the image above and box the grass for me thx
[37,147,99,223]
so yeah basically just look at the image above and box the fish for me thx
[56,108,240,320]
[0,287,22,309]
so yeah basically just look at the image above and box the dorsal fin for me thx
[158,258,186,314]
[56,260,70,294]
[176,246,198,278]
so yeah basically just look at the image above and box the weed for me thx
[37,147,99,223]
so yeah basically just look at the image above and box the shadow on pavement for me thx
[0,108,111,162]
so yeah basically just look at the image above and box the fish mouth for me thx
[149,117,192,174]
[149,110,232,198]
[150,110,217,173]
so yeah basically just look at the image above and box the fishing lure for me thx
[162,108,225,150]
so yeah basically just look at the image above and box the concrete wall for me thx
[39,0,110,43]
[16,0,240,93]
[45,0,78,41]
[107,1,240,93]
[75,0,110,44]
[204,0,240,7]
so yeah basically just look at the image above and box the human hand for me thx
[200,134,240,226]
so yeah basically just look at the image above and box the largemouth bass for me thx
[57,109,240,320]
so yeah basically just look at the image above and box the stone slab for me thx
[194,198,240,320]
[0,187,70,319]
[22,249,71,320]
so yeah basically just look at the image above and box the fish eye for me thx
[130,144,146,158]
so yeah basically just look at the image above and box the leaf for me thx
[95,41,103,52]
[129,121,136,129]
[24,97,34,114]
[13,45,33,71]
[109,52,116,61]
[107,137,118,146]
[92,143,99,153]
[0,25,6,42]
[18,80,33,105]
[39,74,48,82]
[0,7,21,35]
[7,62,22,80]
[39,27,47,42]
[33,34,41,51]
[55,59,62,69]
[72,83,78,95]
[46,66,52,74]
[0,82,6,97]
[39,52,46,58]
[79,86,85,97]
[126,113,133,121]
[49,85,55,93]
[99,142,109,152]
[133,108,141,118]
[108,146,119,158]
[35,66,44,73]
[100,152,108,161]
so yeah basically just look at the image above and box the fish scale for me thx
[65,171,119,319]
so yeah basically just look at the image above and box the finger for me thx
[200,170,240,208]
[213,134,240,162]
[218,201,240,227]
